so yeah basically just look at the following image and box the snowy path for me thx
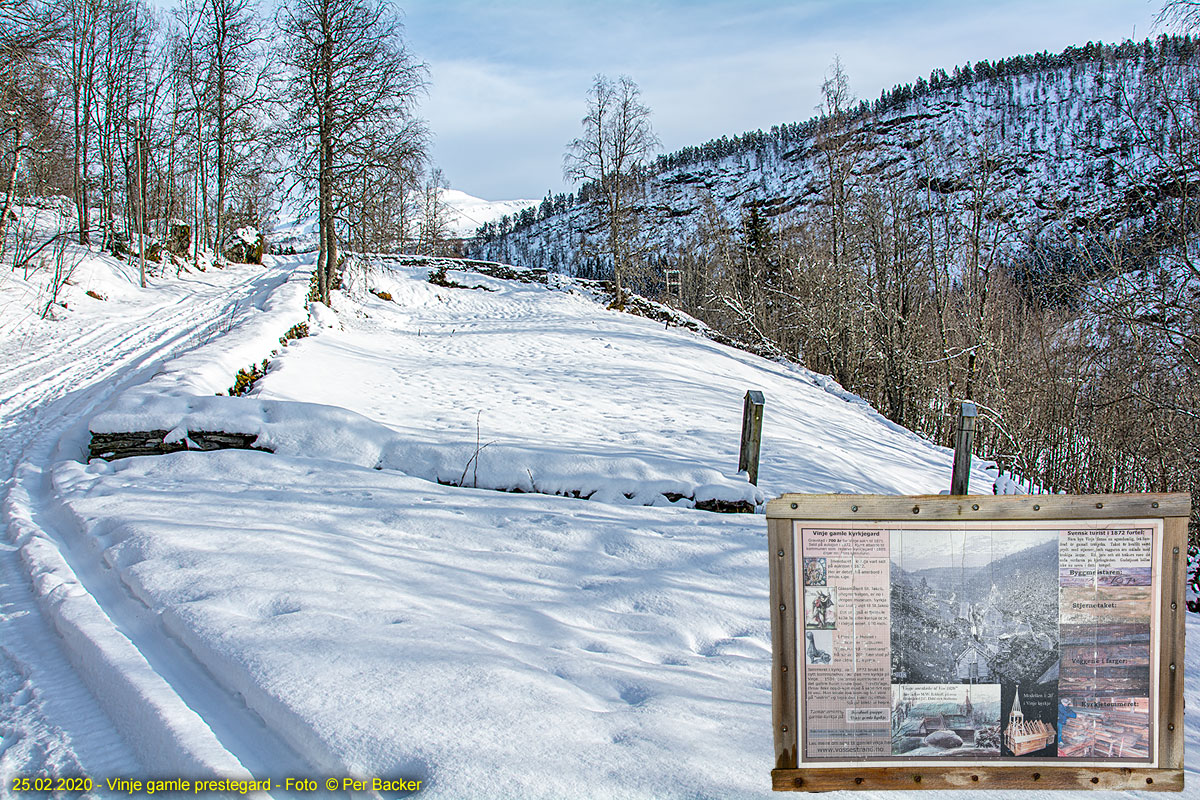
[0,254,312,780]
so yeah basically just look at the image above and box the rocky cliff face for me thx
[469,36,1198,276]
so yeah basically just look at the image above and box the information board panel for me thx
[765,494,1188,792]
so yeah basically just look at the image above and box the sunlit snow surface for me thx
[438,189,535,239]
[27,256,1198,797]
[55,451,770,795]
[259,262,982,502]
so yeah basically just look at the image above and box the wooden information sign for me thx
[766,493,1188,792]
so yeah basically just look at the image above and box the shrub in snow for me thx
[306,260,343,302]
[279,323,309,347]
[229,359,269,397]
[427,266,452,287]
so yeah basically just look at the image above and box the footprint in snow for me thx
[618,683,652,707]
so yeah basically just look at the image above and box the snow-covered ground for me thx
[1,241,1196,798]
[0,223,310,781]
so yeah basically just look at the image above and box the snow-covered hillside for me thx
[471,38,1198,273]
[440,189,535,239]
[1,245,1197,797]
[266,190,533,253]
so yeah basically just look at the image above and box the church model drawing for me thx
[1003,687,1056,755]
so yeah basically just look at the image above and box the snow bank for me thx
[108,263,310,401]
[5,489,253,776]
[89,393,762,509]
[52,450,772,797]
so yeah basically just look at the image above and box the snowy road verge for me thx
[2,253,314,778]
[51,449,773,797]
[5,467,254,776]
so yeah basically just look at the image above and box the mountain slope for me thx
[470,37,1197,273]
[440,188,535,239]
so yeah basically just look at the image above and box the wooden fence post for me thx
[740,390,765,485]
[950,400,977,495]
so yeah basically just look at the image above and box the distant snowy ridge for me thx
[471,39,1199,272]
[440,188,535,239]
[266,189,533,252]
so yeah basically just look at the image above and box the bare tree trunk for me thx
[324,134,337,294]
[214,3,226,251]
[135,120,145,287]
[0,117,21,258]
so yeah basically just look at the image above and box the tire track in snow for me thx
[1,257,314,782]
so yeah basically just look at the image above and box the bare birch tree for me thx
[564,74,659,307]
[0,0,61,258]
[61,0,99,244]
[175,0,272,251]
[278,0,426,304]
[417,166,451,256]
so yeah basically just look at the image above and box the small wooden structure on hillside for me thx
[955,641,996,681]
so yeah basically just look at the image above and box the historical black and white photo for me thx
[889,529,1060,686]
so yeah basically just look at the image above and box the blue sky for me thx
[397,0,1163,200]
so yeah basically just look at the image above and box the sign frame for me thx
[766,492,1188,792]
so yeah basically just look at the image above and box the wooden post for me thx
[739,390,765,485]
[949,400,977,495]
